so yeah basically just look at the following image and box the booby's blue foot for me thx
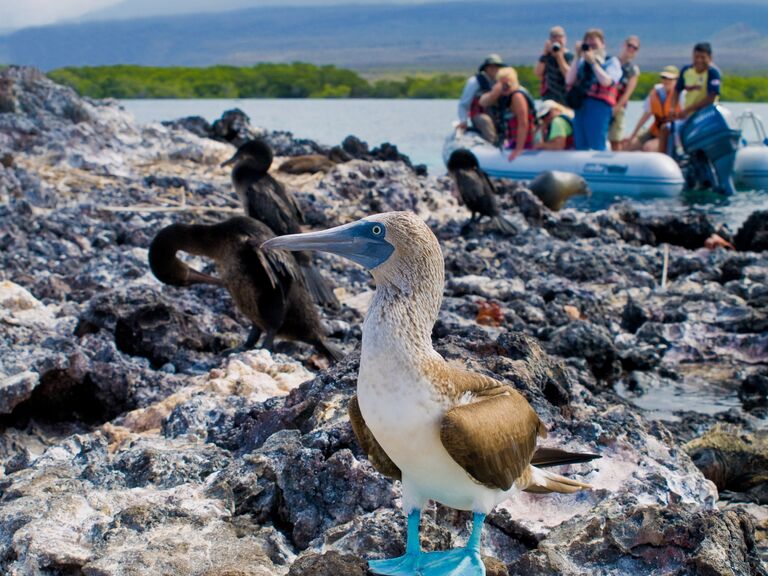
[413,512,487,576]
[368,552,423,575]
[369,511,487,576]
[368,509,424,575]
[418,547,485,576]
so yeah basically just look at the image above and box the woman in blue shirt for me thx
[565,29,623,151]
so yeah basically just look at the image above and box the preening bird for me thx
[447,148,516,235]
[148,216,340,361]
[262,211,598,575]
[222,139,339,308]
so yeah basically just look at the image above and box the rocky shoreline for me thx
[0,66,766,575]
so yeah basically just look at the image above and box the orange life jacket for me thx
[585,56,620,107]
[648,85,680,136]
[468,73,493,119]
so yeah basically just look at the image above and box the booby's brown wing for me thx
[348,395,401,480]
[436,365,546,491]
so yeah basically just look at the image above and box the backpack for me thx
[565,64,592,110]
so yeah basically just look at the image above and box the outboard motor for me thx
[678,105,741,195]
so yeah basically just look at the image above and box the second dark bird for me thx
[447,148,516,235]
[148,216,341,361]
[222,139,340,308]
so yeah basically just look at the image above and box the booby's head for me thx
[262,211,444,299]
[447,149,480,173]
[221,139,274,173]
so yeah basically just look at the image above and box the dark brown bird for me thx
[148,216,340,360]
[446,148,516,235]
[222,139,339,308]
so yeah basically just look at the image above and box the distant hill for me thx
[3,0,768,73]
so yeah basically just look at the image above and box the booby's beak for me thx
[220,154,237,168]
[262,220,394,270]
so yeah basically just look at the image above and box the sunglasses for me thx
[626,43,640,50]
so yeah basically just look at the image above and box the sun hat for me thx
[660,65,680,79]
[537,100,557,119]
[479,54,506,72]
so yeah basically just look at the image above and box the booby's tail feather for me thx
[522,466,593,494]
[531,447,601,468]
[492,214,517,235]
[300,264,340,309]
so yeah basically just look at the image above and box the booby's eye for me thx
[371,224,383,236]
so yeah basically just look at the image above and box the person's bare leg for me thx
[642,138,660,152]
[658,125,670,155]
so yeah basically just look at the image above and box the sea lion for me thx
[528,170,591,211]
[685,424,768,503]
[278,154,336,175]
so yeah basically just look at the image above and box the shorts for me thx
[608,106,625,142]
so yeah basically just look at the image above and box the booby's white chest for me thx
[357,322,500,512]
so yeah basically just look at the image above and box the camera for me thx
[551,42,561,52]
[581,42,591,51]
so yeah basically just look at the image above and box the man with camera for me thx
[535,26,574,106]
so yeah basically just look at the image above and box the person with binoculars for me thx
[564,28,623,151]
[535,25,574,106]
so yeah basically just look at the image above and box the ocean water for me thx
[120,98,768,229]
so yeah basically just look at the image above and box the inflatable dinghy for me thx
[443,129,685,198]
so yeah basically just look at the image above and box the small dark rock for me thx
[288,551,368,576]
[739,369,768,411]
[547,321,620,382]
[161,115,213,139]
[734,210,768,252]
[621,298,650,334]
[640,212,716,249]
[341,135,370,158]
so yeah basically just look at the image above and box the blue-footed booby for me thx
[446,149,516,236]
[262,211,598,575]
[222,139,340,309]
[148,216,340,360]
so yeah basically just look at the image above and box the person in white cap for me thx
[534,100,575,150]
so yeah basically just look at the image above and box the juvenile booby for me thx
[263,212,598,575]
[222,139,339,308]
[447,149,516,235]
[148,216,340,360]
